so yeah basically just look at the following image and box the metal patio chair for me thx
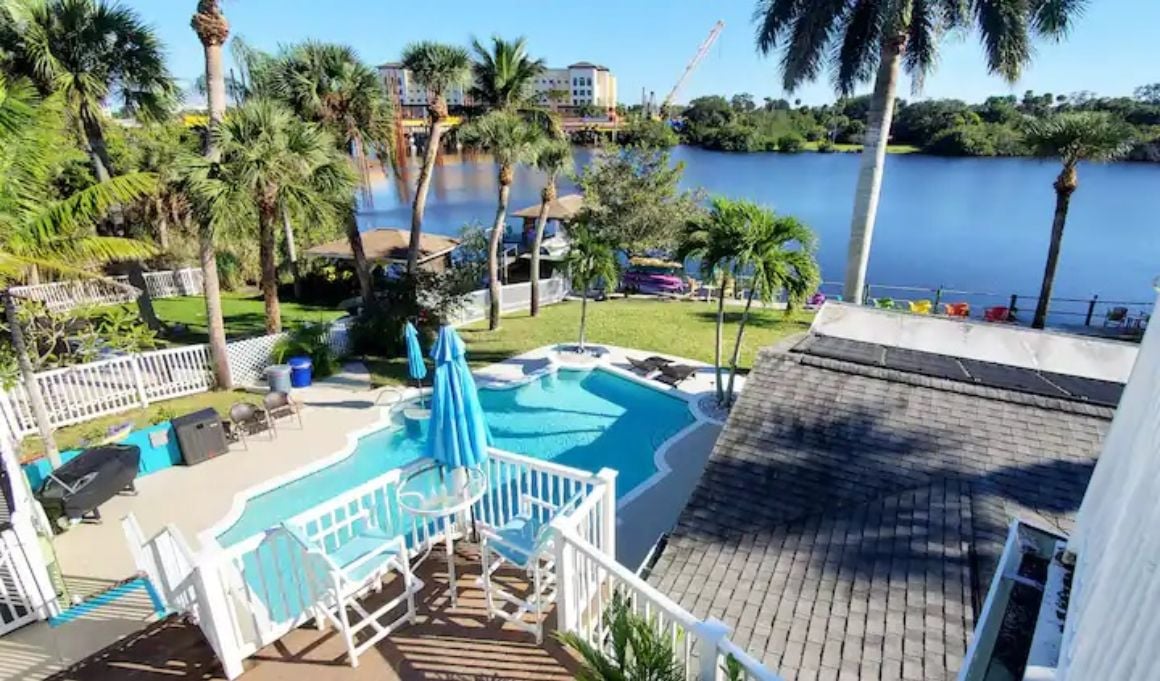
[263,391,302,429]
[228,401,274,449]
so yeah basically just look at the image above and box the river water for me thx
[361,146,1160,306]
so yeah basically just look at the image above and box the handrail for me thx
[718,639,785,681]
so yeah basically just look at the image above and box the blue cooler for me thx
[289,356,313,388]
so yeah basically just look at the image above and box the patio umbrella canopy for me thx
[404,322,427,383]
[426,326,491,469]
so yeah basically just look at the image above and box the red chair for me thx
[943,302,970,318]
[984,306,1010,323]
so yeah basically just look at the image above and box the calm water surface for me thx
[360,146,1160,303]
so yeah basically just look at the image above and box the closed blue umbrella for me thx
[404,321,427,407]
[426,326,491,469]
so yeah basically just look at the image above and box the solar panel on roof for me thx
[804,336,885,365]
[882,347,970,381]
[958,359,1070,399]
[1040,371,1125,407]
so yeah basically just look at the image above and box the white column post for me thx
[597,468,617,557]
[694,618,731,681]
[190,556,247,680]
[550,519,576,634]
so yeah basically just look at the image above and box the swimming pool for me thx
[215,367,695,547]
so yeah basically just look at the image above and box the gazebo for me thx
[508,194,584,262]
[304,228,459,272]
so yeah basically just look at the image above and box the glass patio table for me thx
[398,465,487,608]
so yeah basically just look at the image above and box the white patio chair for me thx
[478,491,579,643]
[279,513,422,668]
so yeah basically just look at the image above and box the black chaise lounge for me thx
[627,355,673,375]
[38,444,140,528]
[655,363,697,386]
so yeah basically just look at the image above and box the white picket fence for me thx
[139,268,205,299]
[8,268,205,314]
[453,276,570,326]
[1,320,352,437]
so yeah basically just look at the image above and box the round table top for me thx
[397,465,487,517]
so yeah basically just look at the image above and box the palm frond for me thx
[400,41,472,95]
[833,0,884,96]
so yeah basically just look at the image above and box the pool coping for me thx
[199,343,723,553]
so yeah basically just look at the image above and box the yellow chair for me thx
[908,300,933,315]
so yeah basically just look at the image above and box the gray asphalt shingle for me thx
[647,346,1112,680]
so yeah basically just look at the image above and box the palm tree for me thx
[460,110,544,330]
[266,41,393,308]
[529,139,572,317]
[1023,113,1133,329]
[469,35,545,110]
[0,0,177,186]
[754,0,1085,303]
[557,595,683,681]
[191,0,232,387]
[676,198,743,405]
[0,77,156,464]
[722,200,820,406]
[182,100,357,334]
[563,221,619,353]
[400,42,471,273]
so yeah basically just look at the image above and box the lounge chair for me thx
[944,302,970,318]
[984,306,1011,323]
[264,391,302,429]
[627,356,671,375]
[908,300,933,315]
[229,401,274,449]
[655,363,696,387]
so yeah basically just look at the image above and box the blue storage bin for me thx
[289,356,313,388]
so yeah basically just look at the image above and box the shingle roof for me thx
[647,345,1113,681]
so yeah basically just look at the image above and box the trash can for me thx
[266,364,292,392]
[289,356,313,388]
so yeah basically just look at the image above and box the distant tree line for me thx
[664,86,1160,160]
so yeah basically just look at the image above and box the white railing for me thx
[553,527,783,681]
[122,515,198,615]
[142,268,204,299]
[9,278,139,313]
[453,276,570,326]
[3,322,351,437]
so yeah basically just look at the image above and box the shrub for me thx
[351,271,475,357]
[816,138,836,153]
[777,133,805,153]
[272,324,339,378]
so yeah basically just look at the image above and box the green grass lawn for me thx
[366,298,814,387]
[20,389,263,462]
[148,291,346,343]
[802,141,921,154]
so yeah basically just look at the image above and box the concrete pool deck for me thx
[6,344,742,679]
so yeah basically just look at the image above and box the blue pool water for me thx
[216,367,694,547]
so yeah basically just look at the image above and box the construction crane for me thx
[661,20,724,114]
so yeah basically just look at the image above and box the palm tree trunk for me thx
[197,13,233,388]
[79,112,115,186]
[282,207,301,300]
[1032,169,1076,329]
[843,35,903,304]
[346,210,377,312]
[714,280,726,405]
[725,287,756,407]
[126,263,161,331]
[155,198,171,250]
[259,207,281,334]
[578,293,588,351]
[407,122,445,273]
[3,293,58,467]
[529,186,553,317]
[487,171,512,331]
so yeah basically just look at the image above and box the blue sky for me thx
[127,0,1158,106]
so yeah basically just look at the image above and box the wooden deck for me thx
[49,546,582,681]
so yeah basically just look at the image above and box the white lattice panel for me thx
[226,333,287,388]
